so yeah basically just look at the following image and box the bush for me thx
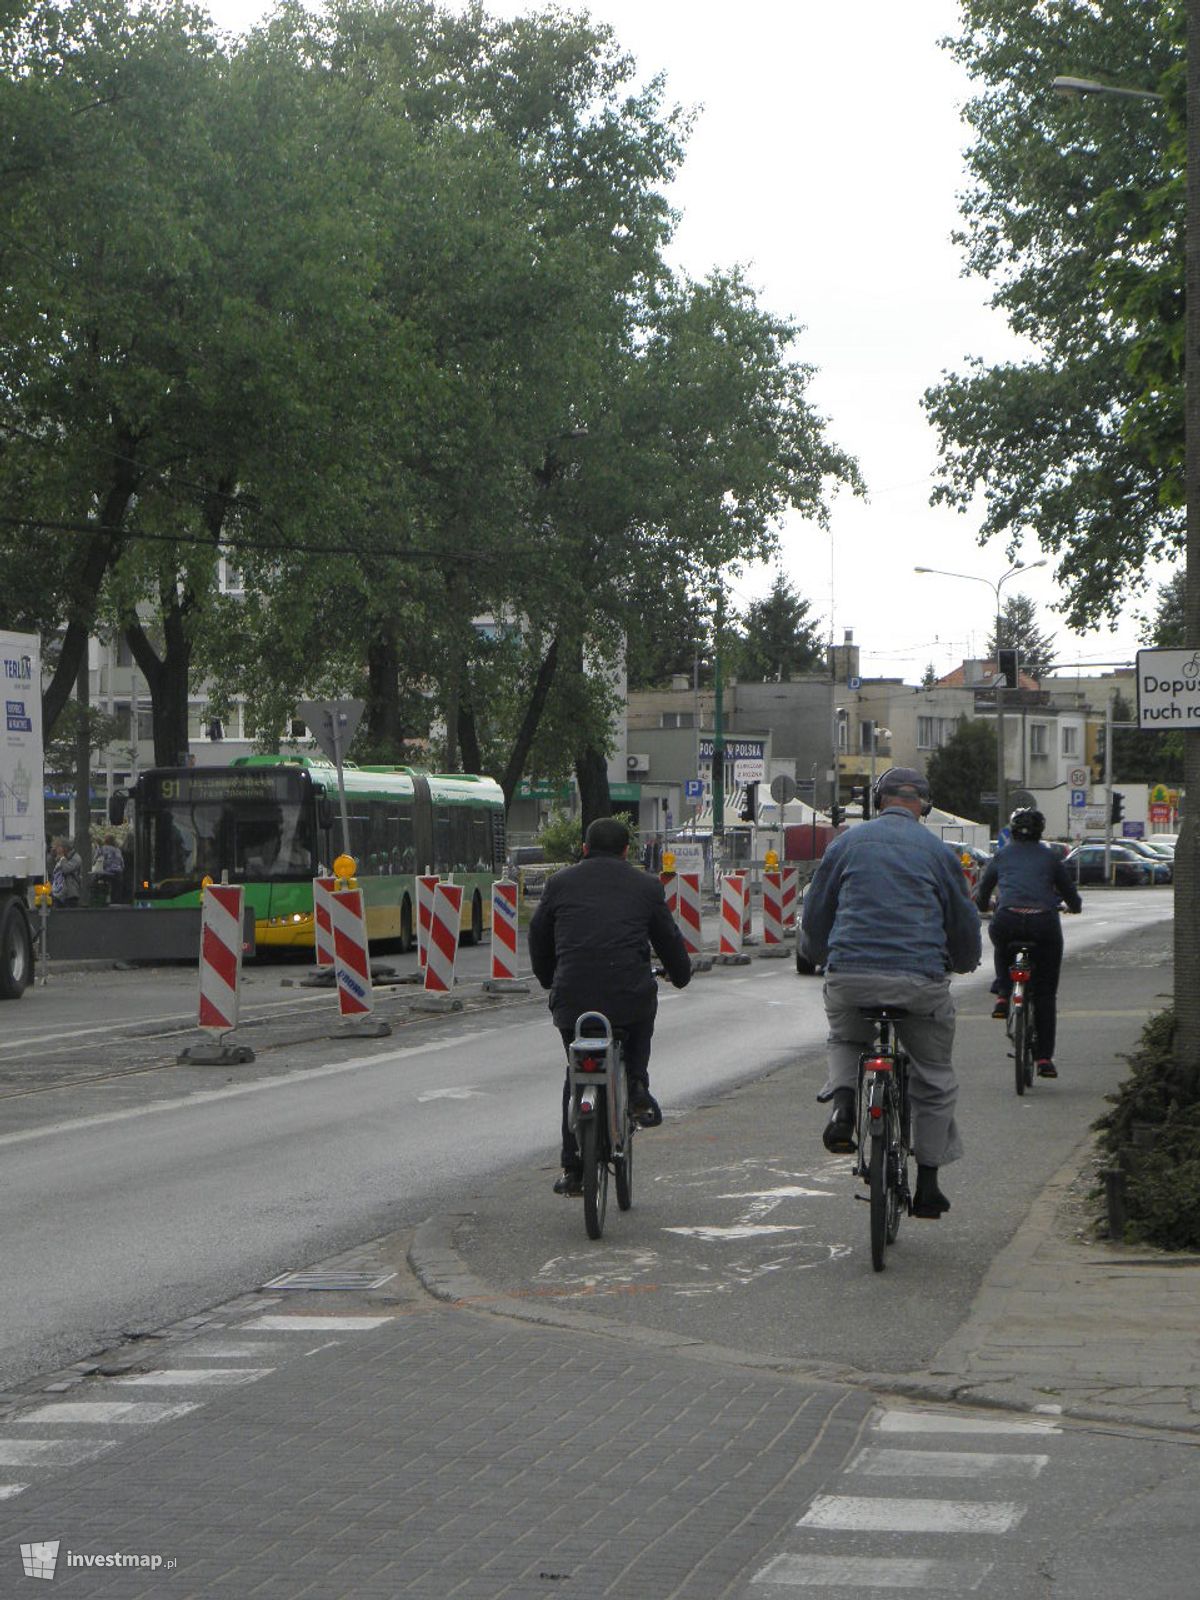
[1094,1006,1200,1250]
[537,808,582,863]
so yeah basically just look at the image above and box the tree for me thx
[1111,691,1182,787]
[922,0,1182,631]
[1151,571,1186,646]
[926,718,998,829]
[986,593,1057,681]
[730,574,826,682]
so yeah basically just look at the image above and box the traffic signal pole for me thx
[1104,695,1113,882]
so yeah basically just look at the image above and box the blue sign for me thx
[997,826,1012,849]
[684,779,704,801]
[1070,788,1087,809]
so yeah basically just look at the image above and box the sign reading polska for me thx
[1137,648,1200,729]
[698,738,765,762]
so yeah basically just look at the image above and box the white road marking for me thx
[715,1187,836,1201]
[876,1410,1060,1436]
[416,1087,487,1101]
[303,1341,343,1357]
[114,1367,274,1387]
[18,1400,200,1425]
[797,1496,1025,1533]
[0,1484,27,1499]
[242,1315,393,1331]
[663,1224,813,1241]
[849,1447,1049,1480]
[0,1438,118,1466]
[174,1342,286,1359]
[752,1553,994,1589]
[0,1031,493,1149]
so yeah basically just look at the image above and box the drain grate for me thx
[262,1270,397,1292]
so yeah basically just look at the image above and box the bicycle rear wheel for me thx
[869,1130,888,1271]
[1013,1005,1028,1096]
[581,1116,608,1240]
[614,1117,634,1211]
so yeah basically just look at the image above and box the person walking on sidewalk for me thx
[800,767,981,1219]
[529,816,693,1197]
[974,807,1082,1079]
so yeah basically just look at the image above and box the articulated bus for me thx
[112,755,507,951]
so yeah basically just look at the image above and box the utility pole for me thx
[712,587,725,844]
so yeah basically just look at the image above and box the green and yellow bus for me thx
[112,755,506,951]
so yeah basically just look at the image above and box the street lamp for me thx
[913,560,1047,827]
[867,721,892,797]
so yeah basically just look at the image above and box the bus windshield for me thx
[134,773,316,895]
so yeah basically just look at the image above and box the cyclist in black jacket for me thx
[529,817,692,1196]
[974,809,1082,1078]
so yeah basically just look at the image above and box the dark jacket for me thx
[801,807,982,980]
[975,840,1082,916]
[528,852,692,1030]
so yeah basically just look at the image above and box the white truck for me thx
[0,629,42,998]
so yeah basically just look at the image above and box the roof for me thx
[935,659,1041,691]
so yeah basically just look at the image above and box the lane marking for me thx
[0,1438,118,1466]
[18,1400,200,1425]
[876,1410,1060,1436]
[416,1087,488,1101]
[849,1447,1049,1480]
[797,1496,1025,1533]
[114,1368,274,1387]
[752,1553,994,1589]
[0,1484,27,1499]
[0,1031,493,1150]
[175,1342,287,1359]
[662,1224,813,1241]
[242,1315,393,1332]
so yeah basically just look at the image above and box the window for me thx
[1029,723,1048,756]
[661,711,694,729]
[1061,725,1078,757]
[917,716,950,750]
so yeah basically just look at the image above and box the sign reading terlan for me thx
[1136,648,1200,729]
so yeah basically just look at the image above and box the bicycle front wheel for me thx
[581,1116,608,1240]
[614,1118,634,1211]
[869,1131,888,1271]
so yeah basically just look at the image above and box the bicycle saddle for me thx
[857,1005,909,1021]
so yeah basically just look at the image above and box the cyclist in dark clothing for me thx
[529,816,692,1196]
[974,809,1082,1078]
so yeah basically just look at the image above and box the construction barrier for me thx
[178,884,255,1063]
[490,879,520,981]
[781,866,799,931]
[675,871,703,955]
[660,870,678,918]
[416,874,440,968]
[424,882,463,994]
[312,875,337,967]
[762,871,785,945]
[742,876,754,943]
[331,887,391,1036]
[198,884,245,1033]
[719,873,746,959]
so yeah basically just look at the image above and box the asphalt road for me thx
[0,890,1173,1394]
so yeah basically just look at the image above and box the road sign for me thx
[1136,647,1200,729]
[1070,789,1087,809]
[1070,766,1089,789]
[296,699,364,765]
[684,778,704,801]
[769,774,797,805]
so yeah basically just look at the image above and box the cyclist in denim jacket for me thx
[974,808,1081,1079]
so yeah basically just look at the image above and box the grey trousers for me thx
[820,970,963,1167]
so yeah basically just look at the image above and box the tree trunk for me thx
[574,742,612,834]
[125,596,193,769]
[499,635,560,808]
[73,652,92,902]
[366,626,404,758]
[458,696,482,776]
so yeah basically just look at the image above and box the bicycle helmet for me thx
[1009,807,1045,841]
[872,766,933,817]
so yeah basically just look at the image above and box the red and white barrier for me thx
[424,882,463,994]
[762,871,786,945]
[198,884,244,1032]
[675,871,703,955]
[312,875,337,968]
[781,866,799,931]
[490,879,519,981]
[719,873,745,957]
[416,874,439,968]
[660,871,678,918]
[332,887,374,1016]
[742,876,753,942]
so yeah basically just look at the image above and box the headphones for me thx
[872,768,933,818]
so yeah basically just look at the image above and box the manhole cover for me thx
[262,1270,397,1292]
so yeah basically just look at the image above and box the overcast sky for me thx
[209,0,1166,682]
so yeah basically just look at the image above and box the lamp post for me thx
[1052,65,1199,1080]
[914,560,1047,830]
[867,721,892,798]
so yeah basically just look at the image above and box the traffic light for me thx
[1111,791,1125,825]
[997,648,1019,688]
[830,805,845,827]
[739,782,758,823]
[849,784,872,819]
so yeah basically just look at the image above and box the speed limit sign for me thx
[1069,766,1088,789]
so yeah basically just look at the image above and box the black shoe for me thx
[912,1163,950,1218]
[553,1168,583,1196]
[1036,1059,1058,1079]
[628,1084,662,1127]
[992,999,1008,1019]
[822,1089,857,1154]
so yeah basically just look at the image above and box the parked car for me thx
[1063,843,1169,886]
[1141,839,1176,861]
[1121,838,1174,881]
[1045,840,1071,862]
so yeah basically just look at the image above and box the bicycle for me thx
[852,1006,913,1272]
[1005,941,1038,1096]
[566,1011,637,1240]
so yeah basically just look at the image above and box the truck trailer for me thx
[0,630,43,997]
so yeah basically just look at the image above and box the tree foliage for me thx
[730,574,826,682]
[986,592,1057,680]
[925,716,997,827]
[923,0,1182,630]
